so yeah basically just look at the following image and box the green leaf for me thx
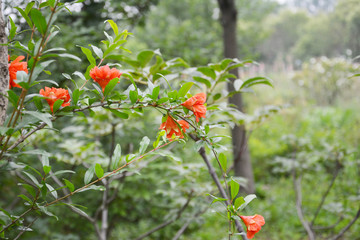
[30,9,47,35]
[193,76,211,88]
[25,1,35,14]
[90,44,103,59]
[237,194,257,211]
[95,163,104,179]
[18,194,32,204]
[198,67,216,79]
[178,82,194,98]
[19,183,37,199]
[72,89,80,105]
[47,0,56,8]
[23,171,40,186]
[7,90,19,107]
[33,96,43,111]
[38,206,58,220]
[46,170,75,179]
[46,183,57,199]
[240,77,273,89]
[80,46,96,66]
[129,90,138,103]
[108,109,128,119]
[230,177,240,201]
[137,50,155,67]
[63,179,75,192]
[84,166,95,184]
[218,153,227,172]
[43,165,51,175]
[103,78,119,97]
[111,144,122,170]
[15,7,33,28]
[9,16,17,41]
[234,197,245,209]
[122,73,138,91]
[23,111,52,128]
[52,99,64,113]
[139,136,150,155]
[207,194,228,204]
[151,86,160,100]
[106,20,119,36]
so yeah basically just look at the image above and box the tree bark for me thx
[217,0,255,193]
[0,0,8,126]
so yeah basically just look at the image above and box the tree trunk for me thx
[217,0,255,193]
[0,0,8,126]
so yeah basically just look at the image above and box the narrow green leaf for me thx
[137,50,154,67]
[139,136,150,155]
[46,183,57,199]
[230,178,240,201]
[15,7,33,28]
[52,99,64,113]
[103,78,119,97]
[19,183,37,199]
[240,77,273,89]
[193,76,211,88]
[108,109,128,119]
[234,197,245,209]
[38,206,58,220]
[9,16,17,41]
[198,67,216,79]
[23,171,40,186]
[111,144,122,170]
[129,90,138,103]
[84,166,95,184]
[151,86,160,100]
[63,179,75,192]
[30,9,47,35]
[218,153,227,172]
[18,194,32,204]
[90,44,103,59]
[178,82,194,98]
[95,163,104,178]
[106,20,119,35]
[80,46,96,66]
[237,194,257,211]
[23,111,52,128]
[7,90,19,107]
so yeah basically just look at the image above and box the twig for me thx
[293,172,315,240]
[329,205,360,240]
[134,191,194,240]
[312,216,343,230]
[13,216,39,240]
[172,208,208,240]
[311,160,341,227]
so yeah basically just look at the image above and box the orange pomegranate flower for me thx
[181,93,206,122]
[8,55,28,89]
[90,65,122,92]
[240,214,265,239]
[39,87,71,112]
[159,115,189,140]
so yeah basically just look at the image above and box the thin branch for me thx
[293,172,315,240]
[311,160,341,226]
[134,191,194,240]
[329,205,360,240]
[312,216,343,230]
[13,216,39,240]
[172,208,208,240]
[189,135,247,240]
